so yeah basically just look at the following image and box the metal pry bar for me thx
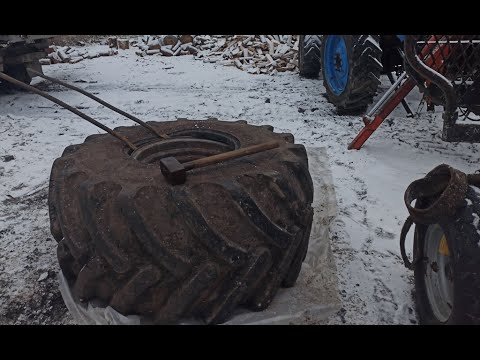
[26,67,169,140]
[0,71,138,151]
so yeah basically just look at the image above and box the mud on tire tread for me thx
[413,185,480,324]
[299,35,322,79]
[50,119,314,324]
[322,35,383,115]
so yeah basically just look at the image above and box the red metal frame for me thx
[348,36,452,150]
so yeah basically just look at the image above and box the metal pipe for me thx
[387,72,414,117]
[0,71,137,151]
[404,36,457,120]
[367,71,407,117]
[26,68,168,139]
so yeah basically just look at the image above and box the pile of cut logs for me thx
[126,35,300,75]
[118,35,200,56]
[197,35,300,75]
[39,35,301,75]
[39,45,118,66]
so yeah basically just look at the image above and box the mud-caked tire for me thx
[1,61,42,89]
[414,184,480,324]
[3,63,32,84]
[49,119,314,324]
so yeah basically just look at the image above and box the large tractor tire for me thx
[321,35,383,115]
[298,35,322,79]
[49,118,314,324]
[413,184,480,324]
[2,61,42,86]
[3,64,31,84]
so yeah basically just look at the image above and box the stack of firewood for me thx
[39,35,302,75]
[122,35,201,57]
[127,35,300,75]
[196,35,300,75]
[39,45,118,65]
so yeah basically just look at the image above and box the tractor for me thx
[299,35,480,325]
[299,35,480,148]
[298,35,407,114]
[0,35,53,85]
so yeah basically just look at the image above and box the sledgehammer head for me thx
[160,157,186,185]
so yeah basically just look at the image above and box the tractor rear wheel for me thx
[299,35,322,79]
[321,35,383,115]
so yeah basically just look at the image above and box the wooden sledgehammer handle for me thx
[184,140,279,171]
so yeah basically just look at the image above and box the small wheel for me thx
[418,224,454,323]
[414,185,480,324]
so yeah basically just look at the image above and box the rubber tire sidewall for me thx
[413,199,480,325]
[321,35,355,110]
[299,35,305,73]
[298,35,322,79]
[4,63,32,84]
[321,35,383,115]
[413,223,453,324]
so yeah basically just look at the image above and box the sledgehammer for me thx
[159,140,279,185]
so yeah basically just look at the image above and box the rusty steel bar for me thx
[0,71,137,151]
[26,68,169,140]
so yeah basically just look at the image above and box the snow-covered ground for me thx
[1,44,479,325]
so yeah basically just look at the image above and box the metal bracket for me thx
[404,35,480,143]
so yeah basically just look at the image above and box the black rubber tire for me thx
[413,184,480,324]
[49,119,314,324]
[3,63,32,84]
[321,35,383,115]
[299,35,322,79]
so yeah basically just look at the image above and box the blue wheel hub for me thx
[324,35,349,95]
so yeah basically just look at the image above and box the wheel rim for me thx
[323,35,349,95]
[424,224,454,323]
[130,129,239,164]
